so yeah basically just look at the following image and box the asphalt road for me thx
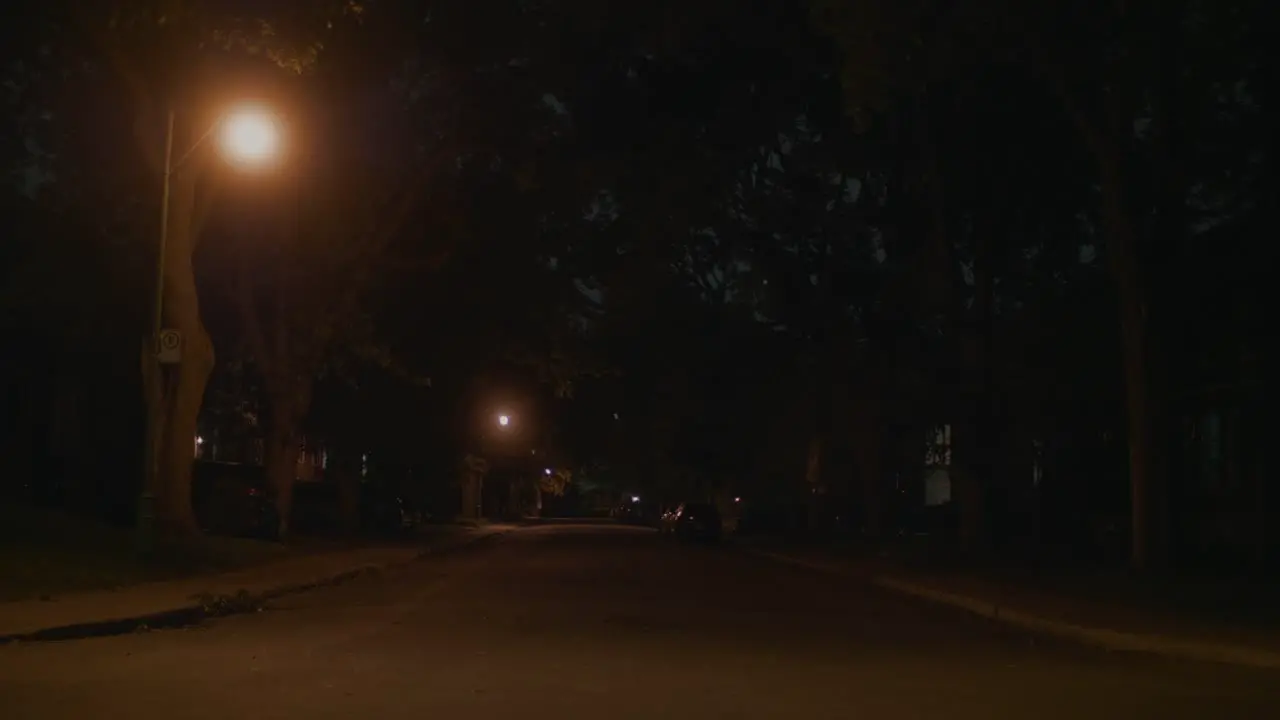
[2,524,1276,719]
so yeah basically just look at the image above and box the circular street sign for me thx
[156,329,183,364]
[159,330,182,351]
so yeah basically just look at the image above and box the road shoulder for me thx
[739,540,1280,670]
[0,524,513,642]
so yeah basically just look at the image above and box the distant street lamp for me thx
[497,414,511,428]
[140,103,283,552]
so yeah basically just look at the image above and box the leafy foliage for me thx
[538,468,571,498]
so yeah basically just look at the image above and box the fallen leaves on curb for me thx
[195,590,265,616]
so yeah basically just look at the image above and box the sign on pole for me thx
[156,329,183,365]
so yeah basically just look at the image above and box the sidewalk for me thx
[0,523,513,642]
[738,538,1280,670]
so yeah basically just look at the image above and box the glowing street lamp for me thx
[497,414,511,428]
[219,106,281,160]
[218,105,282,167]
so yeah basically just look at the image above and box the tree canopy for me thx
[3,0,1273,568]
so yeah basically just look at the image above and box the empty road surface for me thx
[2,523,1276,719]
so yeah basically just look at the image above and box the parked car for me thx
[614,499,659,526]
[361,482,422,536]
[658,506,680,535]
[292,481,344,536]
[191,461,278,540]
[291,479,422,537]
[660,502,722,543]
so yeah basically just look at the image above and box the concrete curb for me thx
[0,527,511,644]
[413,526,511,558]
[745,545,1280,670]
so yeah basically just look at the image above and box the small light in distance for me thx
[545,468,552,475]
[196,436,204,445]
[631,495,640,503]
[498,414,510,427]
[734,497,741,503]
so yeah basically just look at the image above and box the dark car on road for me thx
[361,483,423,536]
[614,499,659,526]
[291,480,423,538]
[660,502,722,543]
[191,461,279,540]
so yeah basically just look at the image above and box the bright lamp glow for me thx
[631,495,640,503]
[497,414,510,427]
[219,106,281,165]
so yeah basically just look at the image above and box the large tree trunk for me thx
[51,370,90,512]
[0,365,36,502]
[459,458,485,521]
[264,418,301,540]
[1055,84,1165,571]
[242,215,315,540]
[508,478,522,520]
[851,401,884,539]
[141,164,213,539]
[1110,225,1162,571]
[915,95,989,555]
[852,415,883,539]
[263,379,313,539]
[805,434,824,533]
[962,197,999,555]
[850,347,885,539]
[337,461,361,536]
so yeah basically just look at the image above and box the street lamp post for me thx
[485,412,514,519]
[138,104,281,553]
[462,411,516,521]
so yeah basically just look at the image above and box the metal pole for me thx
[154,108,174,353]
[138,109,175,554]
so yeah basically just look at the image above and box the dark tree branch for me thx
[236,268,273,374]
[306,156,449,359]
[69,7,163,174]
[190,177,223,249]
